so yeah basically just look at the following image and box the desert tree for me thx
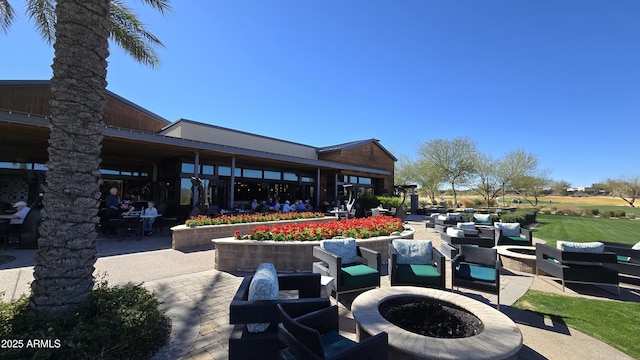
[471,153,501,207]
[495,149,539,206]
[605,176,640,207]
[418,137,478,207]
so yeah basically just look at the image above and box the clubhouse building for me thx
[0,80,396,221]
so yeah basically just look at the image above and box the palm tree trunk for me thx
[30,0,110,317]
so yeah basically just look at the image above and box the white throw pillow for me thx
[448,213,462,221]
[457,222,476,231]
[247,263,279,333]
[632,241,640,250]
[321,238,357,264]
[495,222,521,237]
[557,241,604,253]
[474,214,492,223]
[392,239,432,265]
[446,227,465,238]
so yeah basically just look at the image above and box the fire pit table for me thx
[351,286,522,360]
[495,245,537,274]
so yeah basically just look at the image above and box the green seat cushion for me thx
[341,264,379,289]
[320,331,357,358]
[455,262,496,282]
[476,221,492,226]
[397,264,441,286]
[507,236,528,243]
[618,255,632,263]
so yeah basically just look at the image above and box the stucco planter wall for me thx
[211,226,415,272]
[170,217,335,250]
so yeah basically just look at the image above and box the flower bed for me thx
[184,212,325,227]
[235,216,405,241]
[171,216,336,250]
[213,219,415,272]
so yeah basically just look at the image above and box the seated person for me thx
[118,200,135,217]
[0,201,30,224]
[141,201,158,236]
[305,200,313,211]
[282,200,292,213]
[295,200,306,212]
[250,199,259,211]
[273,199,281,212]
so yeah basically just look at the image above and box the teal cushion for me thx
[618,255,632,263]
[476,221,492,226]
[392,239,432,264]
[507,236,528,243]
[341,264,379,289]
[321,238,357,264]
[247,263,279,332]
[397,264,441,286]
[455,262,496,282]
[320,331,356,358]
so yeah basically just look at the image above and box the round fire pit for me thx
[352,287,522,360]
[496,245,537,274]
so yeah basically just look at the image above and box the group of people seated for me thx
[105,187,158,236]
[249,198,314,213]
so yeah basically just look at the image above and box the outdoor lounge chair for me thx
[452,245,501,310]
[494,222,532,246]
[601,241,640,277]
[312,238,381,304]
[439,226,495,259]
[277,303,388,360]
[536,242,619,295]
[229,269,330,360]
[389,239,445,289]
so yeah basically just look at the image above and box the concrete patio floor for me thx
[1,215,638,359]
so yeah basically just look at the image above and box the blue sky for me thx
[2,1,639,187]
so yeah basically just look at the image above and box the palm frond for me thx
[0,0,16,35]
[26,0,56,44]
[110,0,165,68]
[133,0,172,16]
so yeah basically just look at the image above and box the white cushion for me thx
[321,238,357,264]
[557,241,604,253]
[392,239,432,265]
[632,241,640,250]
[437,214,448,221]
[448,213,462,221]
[446,227,465,238]
[457,222,476,231]
[474,214,492,223]
[430,213,440,218]
[495,222,521,237]
[247,263,279,332]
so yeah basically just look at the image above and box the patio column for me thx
[192,151,200,208]
[230,156,235,209]
[316,168,320,207]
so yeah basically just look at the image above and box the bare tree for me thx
[418,137,478,207]
[472,153,501,207]
[606,176,640,207]
[495,149,539,206]
[512,171,551,207]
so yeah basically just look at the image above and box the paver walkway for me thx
[1,215,638,359]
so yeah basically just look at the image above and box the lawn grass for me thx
[533,214,640,247]
[514,290,640,359]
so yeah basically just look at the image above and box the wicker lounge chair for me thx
[388,239,445,289]
[452,245,502,310]
[228,272,330,360]
[536,243,619,295]
[600,241,640,277]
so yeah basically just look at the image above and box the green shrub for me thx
[357,194,380,211]
[376,195,404,210]
[472,198,485,207]
[500,208,538,226]
[614,210,626,218]
[603,210,616,218]
[584,208,600,216]
[0,281,170,360]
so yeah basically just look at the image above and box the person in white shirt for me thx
[0,201,31,224]
[141,201,158,235]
